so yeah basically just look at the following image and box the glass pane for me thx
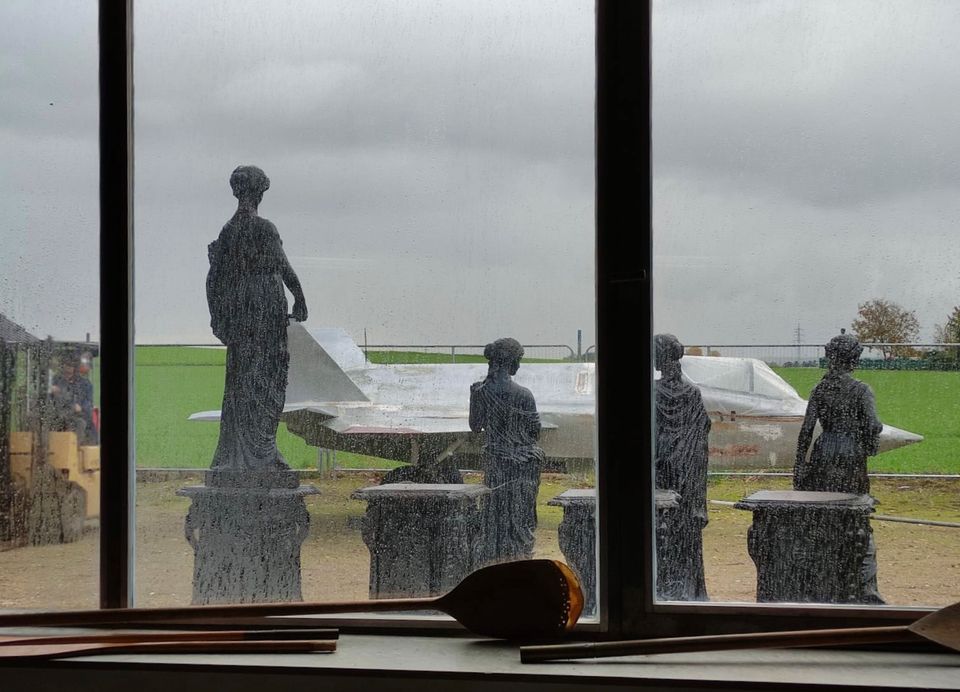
[134,1,597,618]
[653,0,959,606]
[0,1,100,611]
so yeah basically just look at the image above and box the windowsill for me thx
[2,633,957,691]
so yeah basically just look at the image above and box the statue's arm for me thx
[860,386,883,456]
[205,239,228,342]
[795,390,819,465]
[695,389,711,434]
[272,225,308,322]
[523,391,542,441]
[468,382,485,433]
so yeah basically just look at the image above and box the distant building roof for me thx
[0,314,40,343]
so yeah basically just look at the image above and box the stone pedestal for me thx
[351,483,489,599]
[735,490,876,604]
[178,484,318,605]
[548,488,680,616]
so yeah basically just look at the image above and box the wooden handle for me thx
[0,639,337,661]
[76,617,341,631]
[0,629,339,648]
[0,597,438,628]
[520,625,914,662]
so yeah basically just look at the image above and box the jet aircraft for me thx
[189,325,923,469]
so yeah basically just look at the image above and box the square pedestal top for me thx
[548,488,679,509]
[736,490,875,511]
[351,483,490,500]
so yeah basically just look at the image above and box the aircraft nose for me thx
[878,424,924,453]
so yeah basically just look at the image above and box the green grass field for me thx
[130,347,960,473]
[773,367,960,474]
[134,346,388,470]
[133,346,566,470]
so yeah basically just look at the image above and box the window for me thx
[0,0,101,610]
[4,0,943,643]
[132,1,600,616]
[649,0,959,618]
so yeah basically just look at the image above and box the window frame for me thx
[96,0,934,639]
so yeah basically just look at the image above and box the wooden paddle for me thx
[520,600,960,662]
[0,628,338,648]
[0,560,583,641]
[0,639,336,661]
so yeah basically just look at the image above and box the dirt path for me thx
[1,476,957,611]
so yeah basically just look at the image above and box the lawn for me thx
[135,346,391,470]
[133,346,566,470]
[773,368,960,474]
[129,347,960,473]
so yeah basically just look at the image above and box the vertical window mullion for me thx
[98,0,135,609]
[595,0,653,637]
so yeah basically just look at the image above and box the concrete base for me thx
[549,489,679,615]
[351,483,489,599]
[735,490,877,604]
[178,484,318,605]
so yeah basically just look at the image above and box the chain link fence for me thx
[681,343,960,368]
[135,341,960,367]
[363,343,577,363]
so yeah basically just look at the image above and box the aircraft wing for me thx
[188,325,919,466]
[299,401,557,434]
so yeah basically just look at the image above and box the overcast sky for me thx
[3,0,960,349]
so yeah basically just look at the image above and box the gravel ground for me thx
[1,476,957,612]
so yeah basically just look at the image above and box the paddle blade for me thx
[439,560,583,640]
[910,600,960,653]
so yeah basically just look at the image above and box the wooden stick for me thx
[0,598,437,628]
[0,639,337,661]
[69,617,341,631]
[521,625,915,662]
[0,629,339,648]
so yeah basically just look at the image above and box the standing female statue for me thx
[469,337,544,563]
[794,333,882,495]
[206,165,308,488]
[794,332,884,603]
[654,333,710,601]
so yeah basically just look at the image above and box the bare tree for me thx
[850,299,919,359]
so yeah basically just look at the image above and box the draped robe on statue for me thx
[470,378,544,563]
[655,373,711,601]
[206,212,292,483]
[793,373,881,495]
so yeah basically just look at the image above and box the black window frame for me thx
[96,0,932,639]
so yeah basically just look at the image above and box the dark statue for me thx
[469,337,544,563]
[654,333,710,601]
[794,332,884,603]
[205,165,308,488]
[181,165,316,605]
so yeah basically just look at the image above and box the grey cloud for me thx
[653,0,960,207]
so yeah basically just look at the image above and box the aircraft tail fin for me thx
[286,324,369,403]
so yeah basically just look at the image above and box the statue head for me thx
[825,333,863,372]
[655,333,684,372]
[484,337,524,376]
[229,165,270,206]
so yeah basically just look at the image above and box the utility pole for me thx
[793,323,803,364]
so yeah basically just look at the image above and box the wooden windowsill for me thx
[1,632,958,691]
